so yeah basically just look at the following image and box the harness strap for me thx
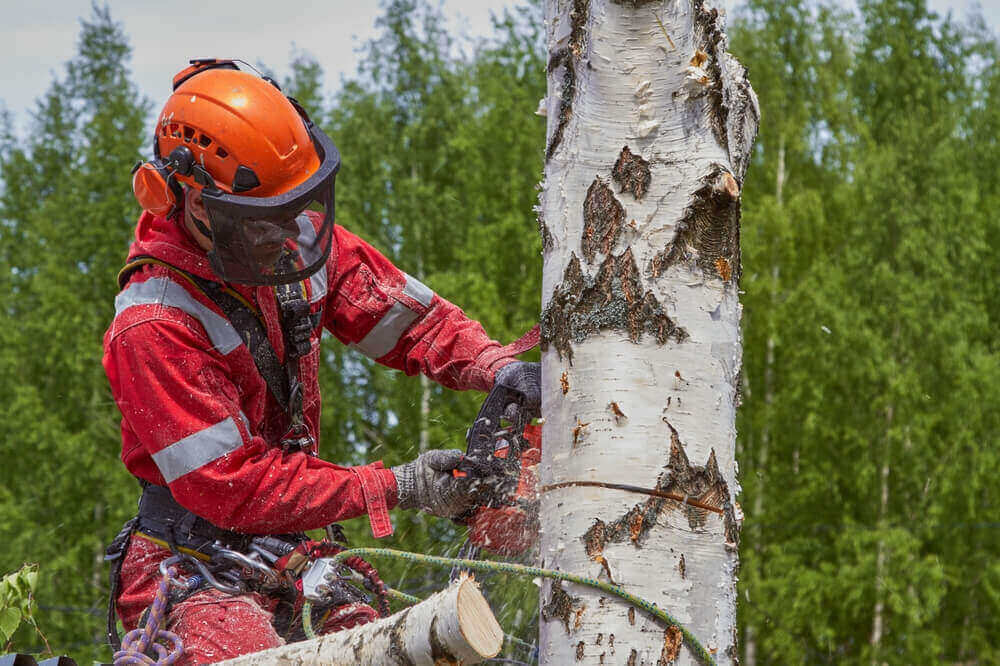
[136,482,252,554]
[105,516,139,651]
[119,255,295,414]
[118,255,321,453]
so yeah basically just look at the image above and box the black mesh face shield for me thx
[198,124,340,286]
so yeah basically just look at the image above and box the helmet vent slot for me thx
[183,126,195,142]
[198,134,212,147]
[216,147,228,158]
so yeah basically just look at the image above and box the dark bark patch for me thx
[692,0,728,154]
[542,580,586,635]
[582,518,616,582]
[387,608,416,666]
[582,177,625,262]
[612,146,652,200]
[539,217,554,254]
[648,166,741,283]
[581,422,738,552]
[545,0,589,162]
[611,0,659,5]
[658,625,684,665]
[628,607,636,626]
[429,616,459,664]
[627,648,638,666]
[541,251,688,362]
[546,50,575,162]
[576,641,586,660]
[678,553,686,579]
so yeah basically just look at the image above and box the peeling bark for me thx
[612,146,652,201]
[541,250,688,362]
[648,166,741,283]
[581,423,737,556]
[582,177,626,262]
[545,0,589,161]
[659,625,684,665]
[542,580,587,635]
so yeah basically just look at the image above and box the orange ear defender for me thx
[131,145,195,218]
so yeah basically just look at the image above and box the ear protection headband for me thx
[131,58,282,218]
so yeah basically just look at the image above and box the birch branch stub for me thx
[218,576,502,666]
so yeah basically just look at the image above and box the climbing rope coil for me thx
[112,562,184,666]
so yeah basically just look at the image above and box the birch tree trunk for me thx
[537,1,757,664]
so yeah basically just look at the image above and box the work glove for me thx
[494,361,541,413]
[392,449,481,519]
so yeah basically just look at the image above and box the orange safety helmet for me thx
[132,59,340,286]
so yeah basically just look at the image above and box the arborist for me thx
[102,59,540,664]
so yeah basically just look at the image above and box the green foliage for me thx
[0,564,40,646]
[733,0,1000,662]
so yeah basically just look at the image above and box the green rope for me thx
[304,547,715,665]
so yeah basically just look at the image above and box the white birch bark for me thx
[537,1,757,664]
[218,576,502,666]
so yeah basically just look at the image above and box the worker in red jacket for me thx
[102,59,540,663]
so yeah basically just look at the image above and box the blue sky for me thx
[2,0,997,135]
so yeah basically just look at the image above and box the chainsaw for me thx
[451,380,542,567]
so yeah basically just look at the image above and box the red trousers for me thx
[117,535,285,663]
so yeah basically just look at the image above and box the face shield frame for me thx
[195,122,341,286]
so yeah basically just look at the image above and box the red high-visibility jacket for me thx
[102,210,517,538]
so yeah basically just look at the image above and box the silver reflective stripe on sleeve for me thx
[352,274,436,359]
[151,416,245,484]
[115,277,242,354]
[295,214,328,303]
[403,273,433,307]
[353,302,420,359]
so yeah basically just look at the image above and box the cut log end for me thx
[457,576,504,658]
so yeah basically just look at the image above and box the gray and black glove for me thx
[494,361,541,412]
[392,449,480,519]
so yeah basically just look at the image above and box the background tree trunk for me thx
[536,1,757,664]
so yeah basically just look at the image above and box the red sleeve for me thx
[104,314,398,536]
[323,225,516,391]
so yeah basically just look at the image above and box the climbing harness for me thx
[106,250,337,649]
[117,252,321,453]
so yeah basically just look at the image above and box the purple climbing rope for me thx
[113,565,184,666]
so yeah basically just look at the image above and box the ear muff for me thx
[131,146,195,217]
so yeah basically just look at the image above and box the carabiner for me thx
[212,547,279,586]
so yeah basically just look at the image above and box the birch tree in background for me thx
[537,1,757,663]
